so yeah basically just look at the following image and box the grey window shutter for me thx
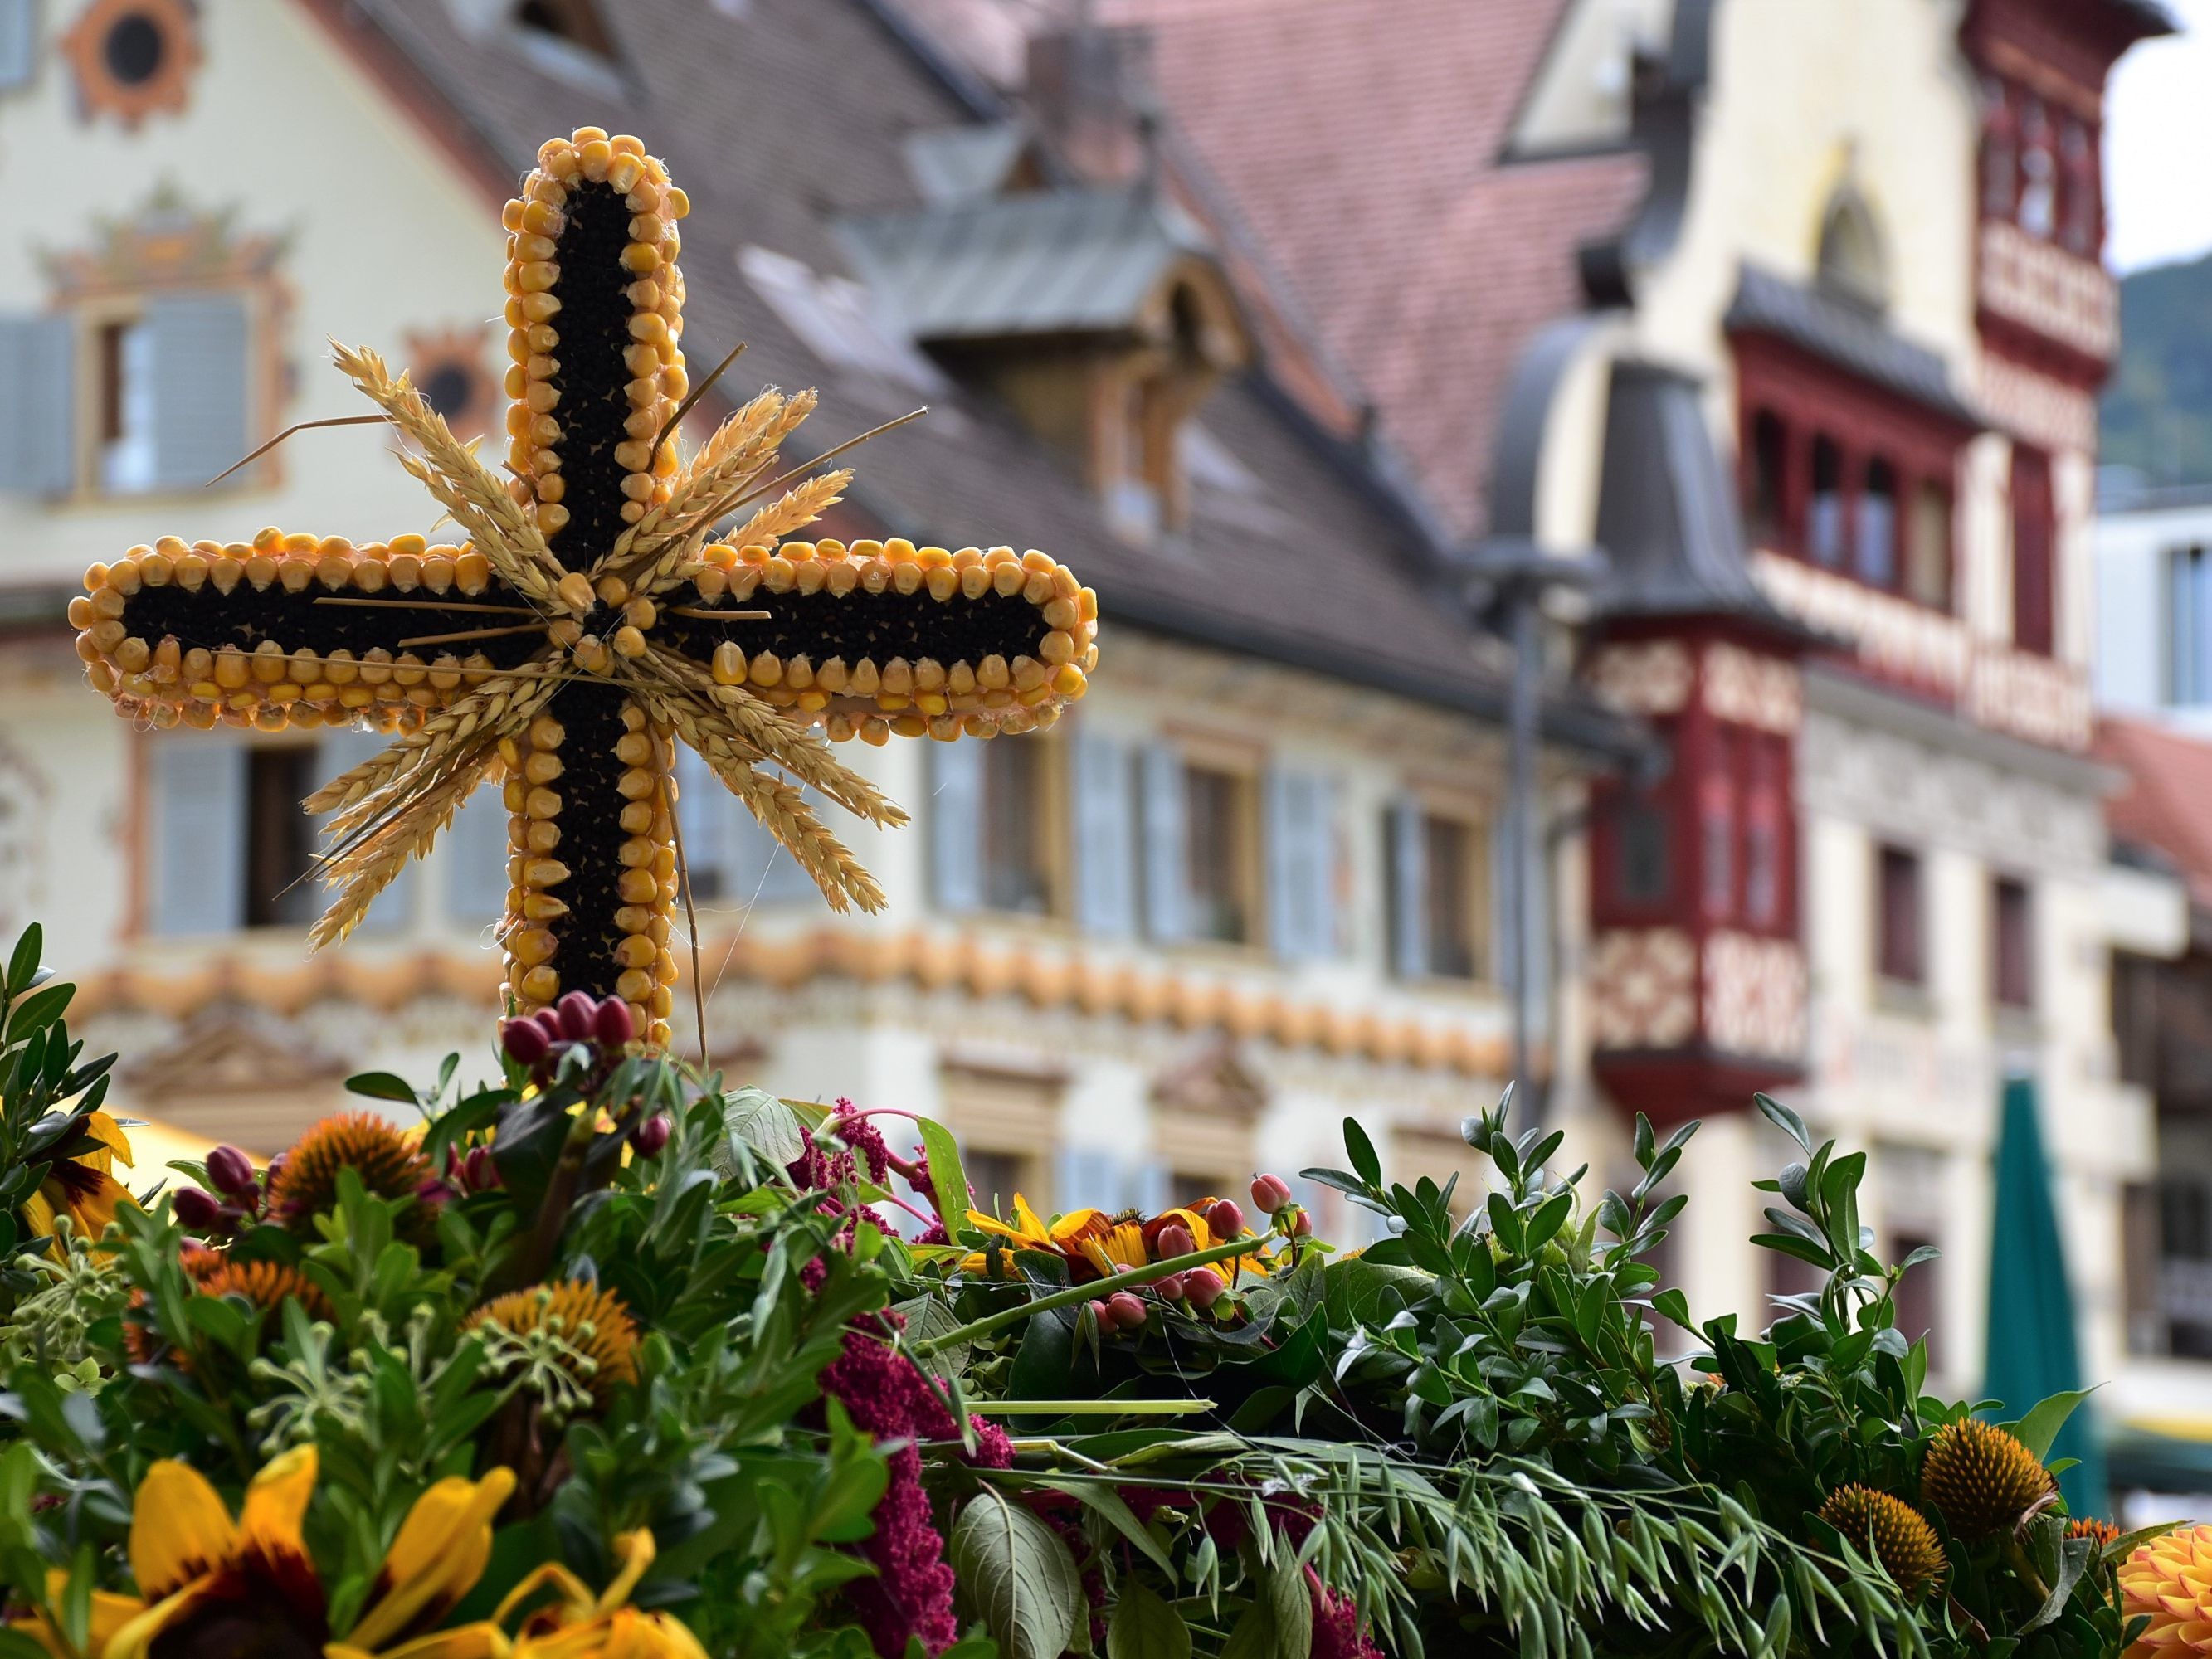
[929,742,984,914]
[1054,1146,1123,1219]
[1072,730,1136,937]
[148,293,250,493]
[674,745,735,902]
[154,741,245,936]
[1390,795,1427,979]
[0,315,72,494]
[316,730,414,933]
[1140,743,1186,942]
[1133,1160,1171,1216]
[441,770,512,927]
[1267,771,1334,960]
[0,0,31,89]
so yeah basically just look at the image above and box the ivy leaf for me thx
[1106,1576,1190,1659]
[949,1487,1085,1659]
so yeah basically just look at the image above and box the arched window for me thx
[1809,435,1845,567]
[1858,457,1898,589]
[1816,182,1889,312]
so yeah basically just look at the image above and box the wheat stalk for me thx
[309,747,496,947]
[333,342,566,611]
[611,390,819,586]
[306,664,558,825]
[727,468,851,551]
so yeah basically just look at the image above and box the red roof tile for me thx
[1096,0,1649,539]
[2097,716,2212,907]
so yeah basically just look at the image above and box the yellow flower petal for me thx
[237,1444,317,1567]
[345,1468,518,1652]
[105,1582,217,1659]
[368,1621,514,1659]
[129,1461,239,1602]
[17,1188,56,1241]
[85,1111,134,1170]
[594,1531,655,1618]
[1012,1194,1048,1238]
[8,1576,147,1659]
[1047,1207,1107,1244]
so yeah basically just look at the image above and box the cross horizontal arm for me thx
[72,531,548,731]
[655,538,1096,743]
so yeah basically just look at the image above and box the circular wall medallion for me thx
[405,325,497,441]
[60,0,202,129]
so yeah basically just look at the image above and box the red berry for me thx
[593,996,636,1048]
[464,1146,498,1190]
[1184,1272,1225,1312]
[557,990,599,1042]
[1204,1198,1245,1238]
[501,1018,551,1067]
[1107,1292,1147,1331]
[1156,1272,1188,1302]
[631,1113,672,1155]
[1155,1223,1196,1261]
[532,1009,565,1045]
[207,1144,258,1200]
[1089,1298,1117,1332]
[1250,1175,1293,1215]
[1290,1208,1313,1238]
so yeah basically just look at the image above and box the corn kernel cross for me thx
[70,128,1097,1048]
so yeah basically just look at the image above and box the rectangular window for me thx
[97,315,156,495]
[1184,763,1255,944]
[1809,435,1845,567]
[2011,445,2056,654]
[981,737,1053,915]
[1857,457,1898,588]
[244,747,317,929]
[2169,545,2212,706]
[1876,844,1924,985]
[1421,812,1483,979]
[1746,409,1788,548]
[1992,876,2034,1009]
[962,1147,1032,1216]
[1617,799,1671,905]
[1907,479,1952,611]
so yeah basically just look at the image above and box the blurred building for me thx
[901,0,2174,1399]
[0,2,1642,1213]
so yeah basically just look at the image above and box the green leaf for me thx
[2010,1388,2094,1462]
[1754,1092,1811,1155]
[345,1072,419,1106]
[1038,1480,1176,1578]
[2017,1532,2094,1635]
[715,1087,807,1173]
[917,1116,974,1239]
[1266,1549,1313,1659]
[5,926,41,1000]
[1322,1258,1430,1331]
[949,1487,1085,1659]
[1342,1117,1381,1187]
[1106,1576,1190,1659]
[1217,1603,1277,1659]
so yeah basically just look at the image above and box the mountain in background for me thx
[2102,249,2212,487]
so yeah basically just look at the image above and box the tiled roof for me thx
[839,185,1210,340]
[2097,716,2212,908]
[309,0,1635,751]
[1725,265,1981,430]
[1069,0,1650,541]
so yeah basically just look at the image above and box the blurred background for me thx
[1,0,2210,1521]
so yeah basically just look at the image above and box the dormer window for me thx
[838,183,1249,544]
[1815,181,1888,314]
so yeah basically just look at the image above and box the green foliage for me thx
[2102,250,2212,487]
[0,925,2146,1659]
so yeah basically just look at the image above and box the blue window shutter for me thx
[674,745,736,902]
[1140,744,1186,942]
[441,771,512,927]
[154,741,245,936]
[1073,730,1136,937]
[0,1,33,90]
[316,730,413,933]
[1133,1160,1171,1216]
[1390,796,1427,980]
[0,315,72,494]
[1055,1146,1124,1219]
[1268,771,1335,960]
[148,293,250,492]
[929,742,984,914]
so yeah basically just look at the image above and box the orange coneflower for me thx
[1921,1419,2056,1540]
[466,1281,640,1408]
[1817,1485,1946,1599]
[268,1112,434,1238]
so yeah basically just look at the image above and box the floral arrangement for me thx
[0,926,2175,1659]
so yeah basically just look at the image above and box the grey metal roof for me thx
[1591,359,1821,643]
[903,123,1034,203]
[837,185,1212,342]
[1725,264,1981,429]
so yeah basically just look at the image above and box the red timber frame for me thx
[1730,331,1980,616]
[1587,616,1806,1126]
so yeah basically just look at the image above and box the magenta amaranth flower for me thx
[1308,1568,1384,1659]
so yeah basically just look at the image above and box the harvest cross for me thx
[70,126,1097,1049]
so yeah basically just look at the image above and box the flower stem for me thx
[912,1236,1268,1356]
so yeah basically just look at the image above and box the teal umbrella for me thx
[1981,1074,2107,1517]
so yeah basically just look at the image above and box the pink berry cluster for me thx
[172,1142,266,1238]
[501,989,636,1078]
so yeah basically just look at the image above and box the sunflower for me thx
[269,1113,434,1238]
[960,1194,1110,1278]
[20,1111,135,1243]
[501,1527,706,1659]
[10,1445,512,1659]
[1076,1219,1151,1282]
[465,1281,640,1408]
